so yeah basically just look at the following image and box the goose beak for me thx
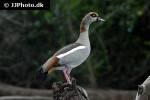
[97,16,105,22]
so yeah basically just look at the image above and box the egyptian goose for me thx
[36,12,105,84]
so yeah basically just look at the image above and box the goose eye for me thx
[90,14,97,18]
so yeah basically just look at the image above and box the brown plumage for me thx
[35,56,59,81]
[42,56,59,72]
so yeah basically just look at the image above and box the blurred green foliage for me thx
[0,0,150,89]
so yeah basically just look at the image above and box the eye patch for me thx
[90,13,97,18]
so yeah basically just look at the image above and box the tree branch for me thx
[0,96,52,100]
[0,82,52,96]
[135,75,150,100]
[0,82,136,100]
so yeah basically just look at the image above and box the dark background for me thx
[0,0,149,90]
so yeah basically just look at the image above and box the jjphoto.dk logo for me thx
[4,2,44,8]
[0,0,50,10]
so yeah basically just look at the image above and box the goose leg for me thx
[63,68,71,84]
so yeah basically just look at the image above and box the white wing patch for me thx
[56,46,86,58]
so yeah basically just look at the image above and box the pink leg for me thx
[63,68,71,84]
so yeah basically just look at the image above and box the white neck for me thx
[76,31,90,47]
